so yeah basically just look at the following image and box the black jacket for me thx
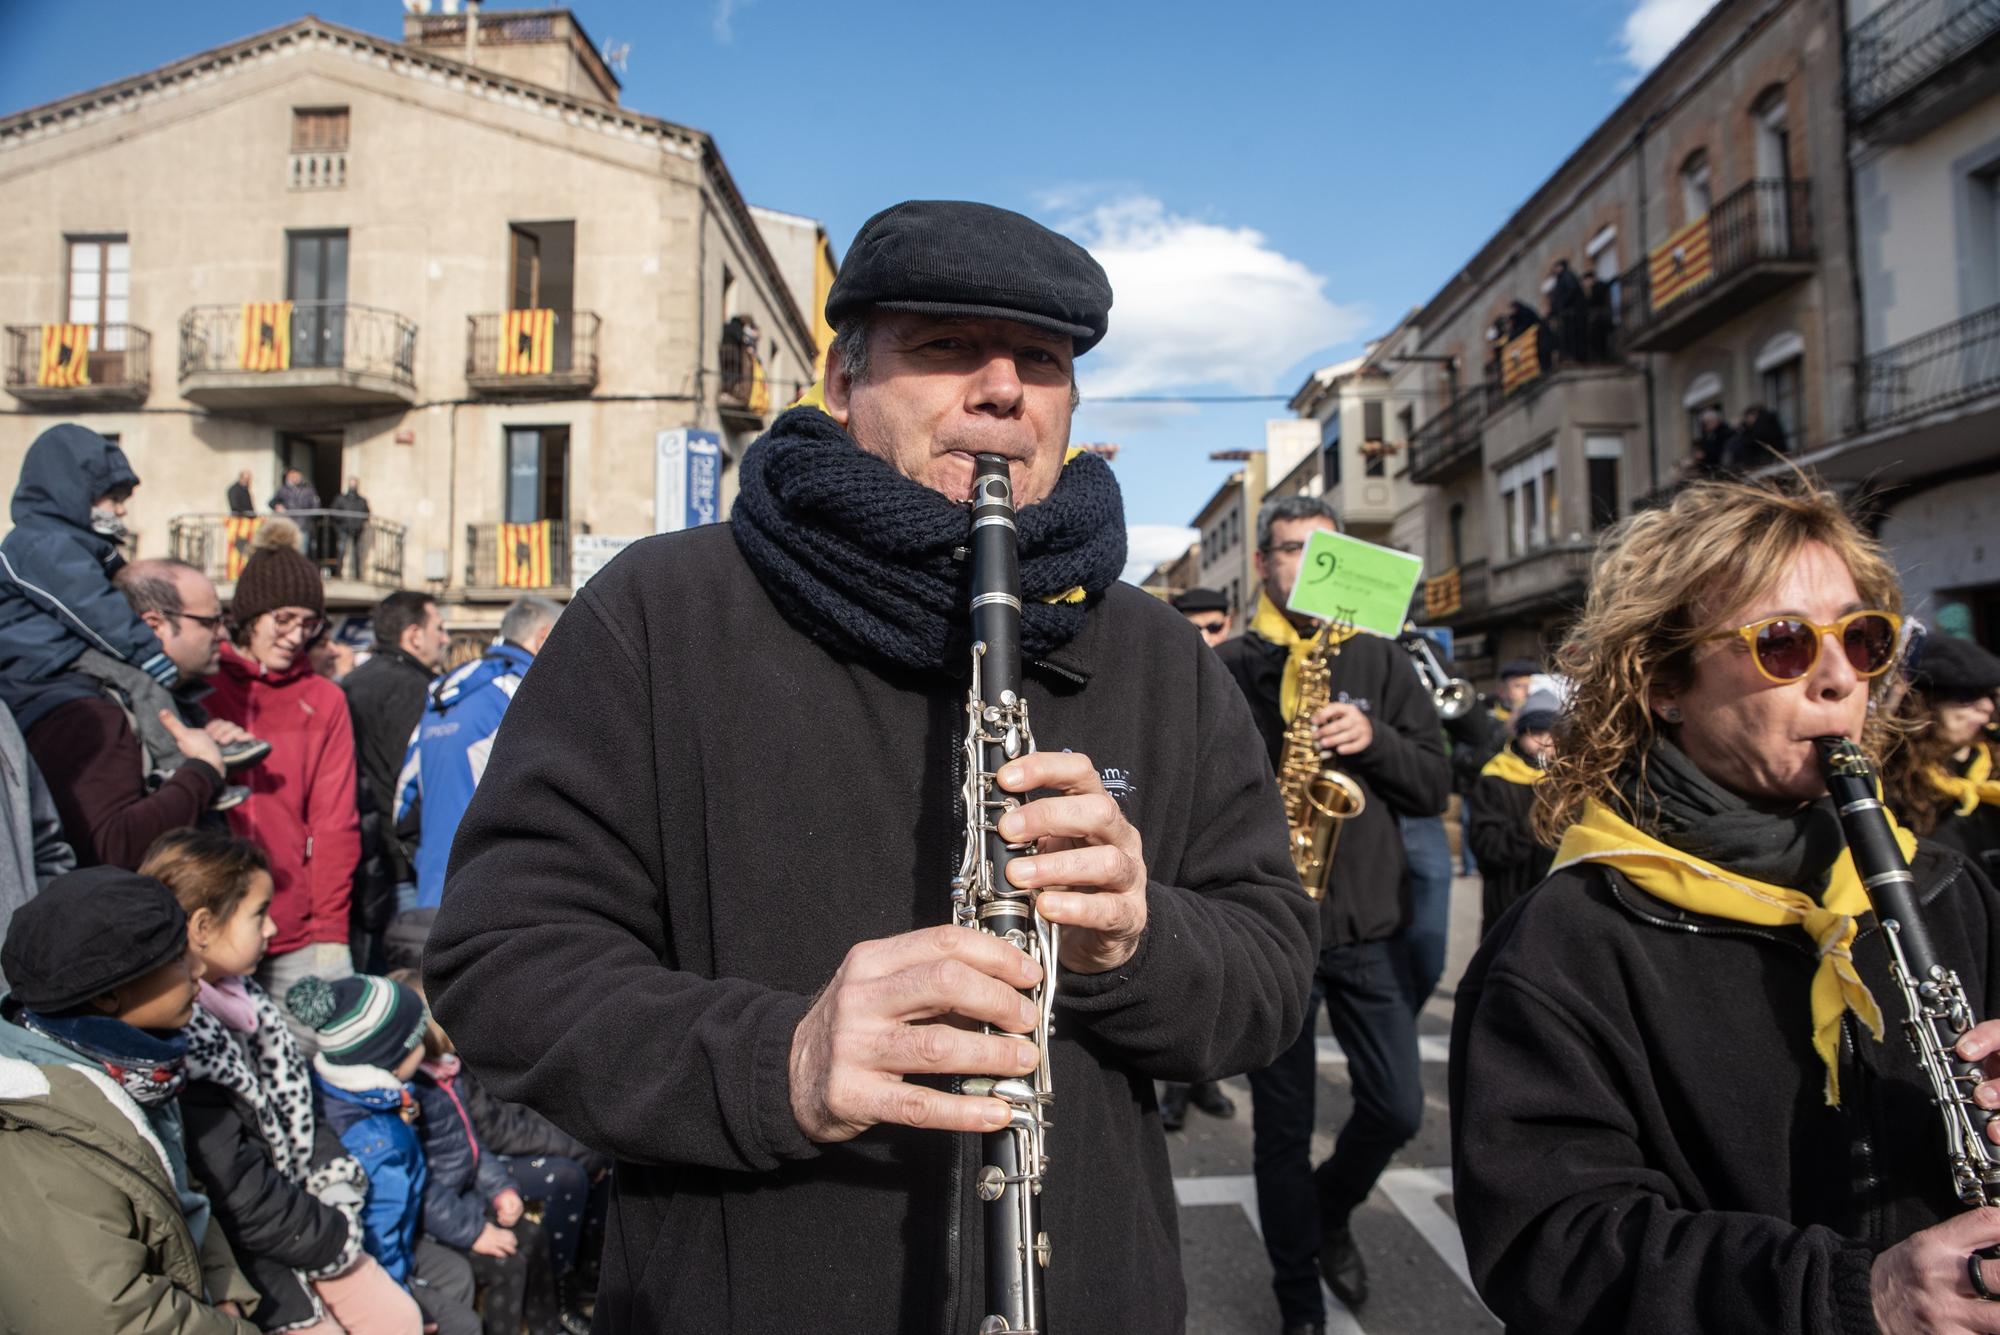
[413,1064,513,1250]
[1930,804,2000,884]
[180,1079,354,1330]
[1450,846,2000,1334]
[1214,629,1450,949]
[458,1063,611,1179]
[424,524,1315,1334]
[1465,747,1551,933]
[342,648,433,893]
[1448,698,1508,796]
[227,482,255,516]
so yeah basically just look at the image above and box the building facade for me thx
[0,9,819,629]
[1397,0,1855,682]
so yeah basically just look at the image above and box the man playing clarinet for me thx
[425,200,1314,1333]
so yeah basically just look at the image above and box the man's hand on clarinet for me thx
[789,925,1044,1144]
[996,749,1148,975]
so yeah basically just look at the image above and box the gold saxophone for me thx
[1276,621,1368,901]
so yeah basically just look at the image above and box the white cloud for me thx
[1618,0,1712,73]
[712,0,751,43]
[1121,522,1199,586]
[1052,193,1367,402]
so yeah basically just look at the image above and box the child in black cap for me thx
[292,972,479,1335]
[0,865,258,1328]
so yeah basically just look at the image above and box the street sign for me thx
[655,429,723,534]
[1285,529,1425,639]
[572,534,642,590]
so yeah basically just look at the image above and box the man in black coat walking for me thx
[1216,496,1450,1333]
[342,591,446,971]
[422,200,1315,1334]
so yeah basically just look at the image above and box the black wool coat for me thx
[1213,629,1450,949]
[1450,845,2000,1335]
[342,648,433,891]
[1465,754,1552,934]
[424,524,1315,1335]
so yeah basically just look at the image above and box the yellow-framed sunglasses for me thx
[1704,609,1904,685]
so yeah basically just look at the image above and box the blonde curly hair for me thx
[1533,477,1904,845]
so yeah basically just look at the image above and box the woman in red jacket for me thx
[207,518,361,1053]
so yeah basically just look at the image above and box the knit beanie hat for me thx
[232,516,324,627]
[287,975,427,1070]
[1514,689,1561,735]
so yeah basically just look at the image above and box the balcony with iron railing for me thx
[718,336,772,426]
[1849,0,2000,138]
[179,302,417,411]
[5,324,150,406]
[466,311,599,396]
[168,511,407,597]
[1408,382,1497,484]
[1489,542,1595,616]
[466,520,572,593]
[1617,179,1815,353]
[1856,302,2000,431]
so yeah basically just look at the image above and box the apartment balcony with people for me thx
[718,322,772,428]
[1408,382,1498,484]
[1797,302,2000,484]
[465,519,572,595]
[168,511,407,603]
[1848,0,2000,142]
[465,310,600,396]
[1481,366,1645,467]
[5,323,150,407]
[178,302,417,411]
[1616,179,1816,352]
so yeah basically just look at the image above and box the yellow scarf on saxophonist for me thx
[1248,590,1356,722]
[1551,797,1916,1106]
[1927,746,2000,818]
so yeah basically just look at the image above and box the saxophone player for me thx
[419,202,1314,1334]
[1215,496,1451,1333]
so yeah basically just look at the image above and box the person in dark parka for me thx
[422,200,1315,1335]
[1885,633,2000,881]
[1467,689,1557,935]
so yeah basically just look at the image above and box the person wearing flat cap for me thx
[425,200,1313,1332]
[0,866,260,1330]
[1171,585,1235,649]
[1885,634,2000,878]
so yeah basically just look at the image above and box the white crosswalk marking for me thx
[1316,1035,1452,1064]
[1375,1167,1489,1309]
[1173,1173,1367,1335]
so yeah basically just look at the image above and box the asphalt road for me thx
[1165,873,1502,1335]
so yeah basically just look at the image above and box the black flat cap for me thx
[1172,587,1230,615]
[3,867,188,1014]
[1499,659,1540,679]
[1912,634,2000,698]
[827,200,1113,355]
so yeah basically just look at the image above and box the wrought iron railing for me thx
[1849,0,2000,121]
[1616,179,1814,343]
[718,336,770,415]
[4,324,150,398]
[465,311,599,384]
[1855,302,2000,430]
[168,511,406,589]
[178,302,416,385]
[466,521,571,589]
[1409,382,1497,482]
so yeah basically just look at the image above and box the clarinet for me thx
[1814,736,2000,1209]
[952,453,1056,1335]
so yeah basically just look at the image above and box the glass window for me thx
[1681,150,1713,220]
[66,236,130,349]
[1762,358,1804,447]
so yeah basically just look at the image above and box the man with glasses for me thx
[24,556,263,869]
[1215,494,1449,1334]
[207,517,362,1052]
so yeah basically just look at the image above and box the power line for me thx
[1084,394,1293,403]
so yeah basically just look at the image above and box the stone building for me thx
[0,8,820,630]
[1394,0,1854,680]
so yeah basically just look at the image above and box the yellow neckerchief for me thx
[1492,705,1513,724]
[1927,745,2000,818]
[1247,590,1357,722]
[1481,746,1546,786]
[1551,796,1916,1106]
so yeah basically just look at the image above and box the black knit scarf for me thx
[1624,736,1846,896]
[732,407,1127,673]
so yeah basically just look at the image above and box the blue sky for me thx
[0,0,1713,576]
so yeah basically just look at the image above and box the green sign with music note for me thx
[1284,528,1425,638]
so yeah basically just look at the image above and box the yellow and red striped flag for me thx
[239,302,292,372]
[37,324,91,387]
[1649,216,1714,313]
[499,309,554,376]
[497,520,552,588]
[224,516,261,581]
[1500,329,1541,395]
